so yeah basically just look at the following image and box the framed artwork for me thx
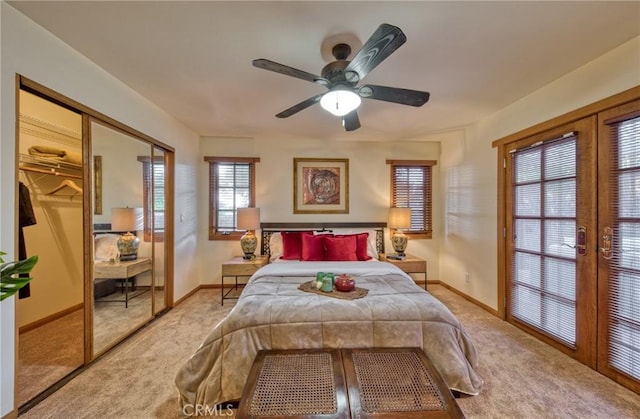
[94,155,102,215]
[294,158,349,214]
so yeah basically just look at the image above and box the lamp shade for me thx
[237,207,260,231]
[111,207,143,231]
[320,89,361,117]
[388,207,411,230]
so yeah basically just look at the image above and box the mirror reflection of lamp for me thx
[388,207,411,257]
[237,207,260,260]
[111,207,143,261]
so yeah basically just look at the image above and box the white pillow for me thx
[268,232,283,262]
[94,233,120,261]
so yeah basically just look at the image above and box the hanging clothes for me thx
[18,182,37,299]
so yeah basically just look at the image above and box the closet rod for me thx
[20,165,82,180]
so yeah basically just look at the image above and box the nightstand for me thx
[94,257,152,308]
[379,253,427,289]
[221,255,268,305]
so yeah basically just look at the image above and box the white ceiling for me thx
[9,1,640,142]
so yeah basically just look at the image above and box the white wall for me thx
[0,3,200,416]
[439,36,640,310]
[198,136,442,286]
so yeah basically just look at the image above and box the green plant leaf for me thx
[1,255,39,276]
[0,254,38,301]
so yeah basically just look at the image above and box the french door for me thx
[597,100,640,391]
[506,117,597,366]
[505,98,640,392]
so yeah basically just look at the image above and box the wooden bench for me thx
[237,348,464,418]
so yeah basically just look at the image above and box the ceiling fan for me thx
[253,23,430,132]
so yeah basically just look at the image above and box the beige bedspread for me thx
[175,261,483,408]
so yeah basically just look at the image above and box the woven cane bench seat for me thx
[237,348,464,419]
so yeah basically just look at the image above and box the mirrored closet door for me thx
[150,146,167,315]
[91,121,166,356]
[16,90,85,406]
[15,77,174,411]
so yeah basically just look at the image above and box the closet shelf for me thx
[19,153,82,179]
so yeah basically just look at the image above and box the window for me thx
[139,156,165,241]
[205,157,260,240]
[387,159,436,238]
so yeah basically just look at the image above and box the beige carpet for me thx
[94,289,165,353]
[429,286,640,418]
[19,285,640,418]
[17,309,84,406]
[18,288,166,408]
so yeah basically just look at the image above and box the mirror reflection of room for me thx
[16,90,84,406]
[91,122,154,355]
[151,147,166,315]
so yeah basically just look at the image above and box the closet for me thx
[16,91,84,407]
[15,78,174,411]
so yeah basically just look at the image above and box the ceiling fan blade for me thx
[345,24,407,82]
[275,94,324,118]
[343,110,361,132]
[253,59,328,85]
[359,84,430,107]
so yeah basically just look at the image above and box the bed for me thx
[175,223,483,408]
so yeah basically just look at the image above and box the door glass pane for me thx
[514,148,541,182]
[511,135,578,347]
[545,140,576,179]
[514,252,541,288]
[608,116,640,380]
[545,179,576,217]
[513,284,541,325]
[515,219,541,252]
[544,258,576,301]
[619,223,640,270]
[515,184,540,217]
[618,119,640,169]
[545,220,576,259]
[619,172,640,218]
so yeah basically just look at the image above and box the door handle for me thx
[601,226,613,260]
[560,226,587,255]
[576,226,587,255]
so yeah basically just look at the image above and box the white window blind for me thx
[607,116,640,380]
[511,134,577,347]
[391,164,433,234]
[140,157,165,240]
[214,162,251,232]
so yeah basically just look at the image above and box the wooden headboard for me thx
[260,222,386,257]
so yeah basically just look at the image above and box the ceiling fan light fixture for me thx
[320,89,361,117]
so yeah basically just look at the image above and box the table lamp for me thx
[237,207,260,260]
[388,207,411,257]
[111,207,142,261]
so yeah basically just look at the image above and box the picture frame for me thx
[293,158,349,214]
[94,155,102,215]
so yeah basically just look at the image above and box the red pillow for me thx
[281,231,308,260]
[325,235,358,261]
[301,233,326,261]
[333,233,372,261]
[354,233,372,261]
